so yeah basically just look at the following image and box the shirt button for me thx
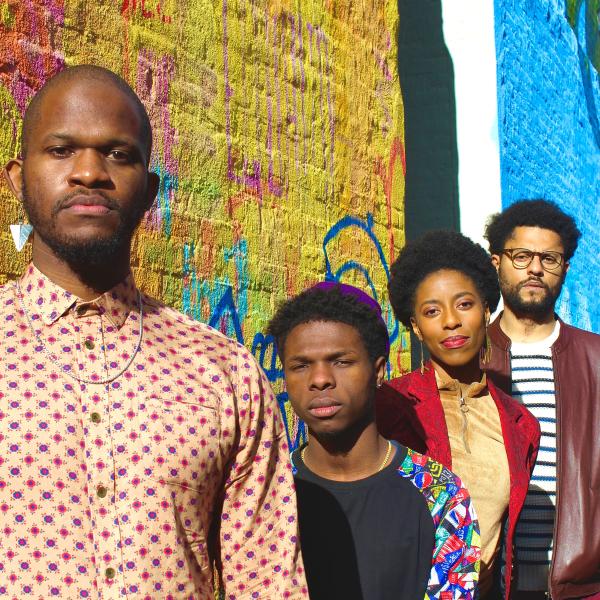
[97,485,108,498]
[84,339,95,350]
[105,567,116,579]
[90,412,101,424]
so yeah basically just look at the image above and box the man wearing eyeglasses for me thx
[483,199,600,600]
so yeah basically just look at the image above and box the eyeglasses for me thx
[501,248,565,272]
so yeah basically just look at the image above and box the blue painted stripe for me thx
[511,366,553,372]
[534,461,557,467]
[537,417,557,423]
[523,402,555,408]
[513,378,554,384]
[511,390,556,396]
[531,475,557,482]
[511,354,552,360]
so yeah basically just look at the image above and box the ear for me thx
[563,261,570,276]
[410,316,423,341]
[3,160,24,200]
[144,170,160,212]
[491,254,501,272]
[374,356,387,388]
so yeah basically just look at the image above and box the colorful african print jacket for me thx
[398,448,481,600]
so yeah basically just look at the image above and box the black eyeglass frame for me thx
[500,248,566,272]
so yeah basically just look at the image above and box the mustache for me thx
[517,277,550,292]
[52,190,120,216]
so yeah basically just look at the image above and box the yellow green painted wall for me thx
[0,0,408,448]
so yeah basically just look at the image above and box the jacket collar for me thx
[17,263,138,329]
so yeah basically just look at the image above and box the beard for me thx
[499,272,563,319]
[22,183,147,269]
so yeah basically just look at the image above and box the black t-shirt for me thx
[293,444,435,600]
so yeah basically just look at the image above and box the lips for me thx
[519,278,548,291]
[60,193,116,215]
[307,397,342,418]
[441,335,469,349]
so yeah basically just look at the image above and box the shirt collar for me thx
[435,369,488,398]
[18,263,139,329]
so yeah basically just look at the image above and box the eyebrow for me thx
[42,132,142,150]
[418,290,476,306]
[286,349,357,362]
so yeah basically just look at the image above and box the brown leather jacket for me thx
[485,315,600,600]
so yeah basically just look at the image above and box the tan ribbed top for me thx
[436,370,510,598]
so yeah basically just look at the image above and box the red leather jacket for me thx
[486,316,600,600]
[376,364,540,599]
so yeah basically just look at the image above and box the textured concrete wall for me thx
[495,0,600,332]
[0,0,407,448]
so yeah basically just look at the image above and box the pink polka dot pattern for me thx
[0,264,307,599]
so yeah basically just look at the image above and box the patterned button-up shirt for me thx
[0,264,306,599]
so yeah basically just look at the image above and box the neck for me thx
[32,239,131,301]
[431,357,481,386]
[304,420,392,482]
[499,305,556,343]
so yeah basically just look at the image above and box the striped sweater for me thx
[510,321,560,591]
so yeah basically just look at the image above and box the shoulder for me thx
[142,294,249,355]
[558,320,600,350]
[396,448,471,513]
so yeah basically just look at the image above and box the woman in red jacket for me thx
[376,230,540,600]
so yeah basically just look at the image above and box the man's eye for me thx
[541,254,559,265]
[334,360,351,366]
[513,251,532,262]
[108,150,130,161]
[48,146,71,157]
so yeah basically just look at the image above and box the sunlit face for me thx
[491,226,567,318]
[411,269,489,372]
[4,78,158,265]
[282,320,386,439]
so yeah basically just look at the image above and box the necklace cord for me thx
[15,280,143,385]
[301,439,393,474]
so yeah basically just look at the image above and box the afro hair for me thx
[267,284,389,362]
[484,199,581,261]
[388,230,500,328]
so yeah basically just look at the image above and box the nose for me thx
[527,254,545,276]
[67,149,112,188]
[308,363,335,391]
[442,308,461,330]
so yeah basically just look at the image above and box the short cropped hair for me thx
[267,284,390,362]
[21,64,153,161]
[484,199,581,261]
[388,230,500,328]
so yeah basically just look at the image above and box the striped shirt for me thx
[511,321,560,591]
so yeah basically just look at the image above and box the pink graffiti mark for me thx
[298,14,307,174]
[316,28,328,198]
[222,0,272,201]
[0,0,65,115]
[374,137,406,263]
[136,50,178,233]
[121,0,172,23]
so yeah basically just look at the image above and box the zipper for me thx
[459,394,471,454]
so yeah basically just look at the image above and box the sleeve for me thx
[425,483,481,600]
[217,348,307,599]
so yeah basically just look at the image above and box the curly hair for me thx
[388,230,500,328]
[484,199,581,261]
[267,284,389,362]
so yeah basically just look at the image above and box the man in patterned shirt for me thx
[0,65,306,599]
[267,282,481,600]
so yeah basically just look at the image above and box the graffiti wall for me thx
[495,0,600,332]
[0,0,407,448]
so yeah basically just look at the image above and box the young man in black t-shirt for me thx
[268,282,481,600]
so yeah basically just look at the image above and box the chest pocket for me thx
[135,395,222,492]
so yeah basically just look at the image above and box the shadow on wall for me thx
[397,0,460,369]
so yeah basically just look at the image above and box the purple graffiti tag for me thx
[323,32,335,196]
[298,14,307,173]
[316,28,328,198]
[289,14,299,176]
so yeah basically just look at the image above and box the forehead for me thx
[31,80,146,149]
[284,320,366,357]
[507,226,564,251]
[416,269,479,300]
